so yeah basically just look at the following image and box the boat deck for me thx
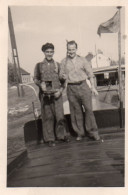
[7,128,124,187]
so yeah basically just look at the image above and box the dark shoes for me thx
[93,134,100,141]
[56,137,70,143]
[76,132,100,141]
[48,137,70,147]
[48,141,56,147]
[62,137,70,143]
[88,133,101,141]
[59,137,70,143]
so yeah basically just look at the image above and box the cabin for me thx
[85,53,125,87]
[91,53,111,69]
[93,65,125,87]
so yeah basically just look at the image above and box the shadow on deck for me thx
[7,128,124,187]
[7,113,125,187]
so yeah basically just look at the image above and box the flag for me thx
[97,11,119,36]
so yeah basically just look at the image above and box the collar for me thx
[42,58,54,64]
[67,54,79,61]
[66,55,79,65]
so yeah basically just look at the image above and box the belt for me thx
[68,80,85,85]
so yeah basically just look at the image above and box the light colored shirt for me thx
[60,55,94,83]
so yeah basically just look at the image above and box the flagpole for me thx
[95,44,98,68]
[117,6,124,128]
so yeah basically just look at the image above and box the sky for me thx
[8,6,125,76]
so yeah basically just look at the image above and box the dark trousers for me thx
[67,80,99,137]
[41,95,66,142]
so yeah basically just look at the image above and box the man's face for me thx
[67,44,77,59]
[44,48,54,61]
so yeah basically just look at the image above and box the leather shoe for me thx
[76,136,82,141]
[58,137,70,143]
[63,137,70,143]
[93,134,100,141]
[48,141,56,147]
[88,133,100,141]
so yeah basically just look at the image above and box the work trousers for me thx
[41,94,66,142]
[67,80,98,137]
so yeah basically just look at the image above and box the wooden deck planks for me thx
[7,172,124,187]
[7,131,124,187]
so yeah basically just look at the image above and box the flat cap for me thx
[41,43,54,52]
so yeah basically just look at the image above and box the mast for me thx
[95,44,98,68]
[117,6,124,128]
[8,7,24,97]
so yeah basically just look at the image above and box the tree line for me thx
[8,62,20,85]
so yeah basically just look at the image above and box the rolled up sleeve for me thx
[83,58,94,79]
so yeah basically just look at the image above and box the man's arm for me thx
[83,58,98,95]
[58,63,66,90]
[34,63,47,91]
[54,61,67,99]
[59,59,67,81]
[33,63,41,87]
[89,77,98,95]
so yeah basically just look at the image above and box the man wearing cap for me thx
[59,40,100,141]
[34,43,69,147]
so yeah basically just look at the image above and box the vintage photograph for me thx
[7,6,125,187]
